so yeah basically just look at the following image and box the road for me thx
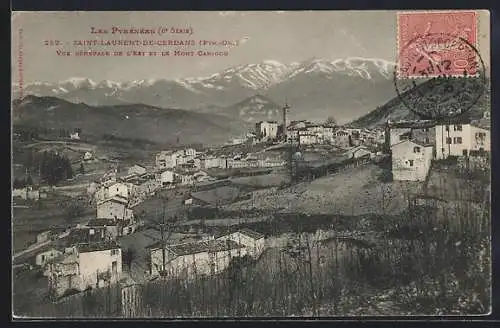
[12,240,51,261]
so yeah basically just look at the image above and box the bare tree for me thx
[325,116,337,127]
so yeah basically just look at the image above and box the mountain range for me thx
[12,57,398,124]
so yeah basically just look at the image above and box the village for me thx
[11,103,491,314]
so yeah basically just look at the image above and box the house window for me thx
[476,132,486,138]
[111,249,119,256]
[454,125,462,131]
[408,160,414,167]
[446,137,452,144]
[413,147,421,153]
[445,125,450,131]
[453,137,463,144]
[425,138,429,144]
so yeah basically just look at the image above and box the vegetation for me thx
[36,151,73,185]
[20,194,489,317]
[13,175,34,189]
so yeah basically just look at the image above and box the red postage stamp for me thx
[397,11,479,78]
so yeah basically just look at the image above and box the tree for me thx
[326,116,337,126]
[123,248,136,271]
[79,162,85,175]
[13,178,21,189]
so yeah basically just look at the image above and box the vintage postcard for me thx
[11,10,491,318]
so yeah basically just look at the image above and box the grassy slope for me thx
[225,164,424,215]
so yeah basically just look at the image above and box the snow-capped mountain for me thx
[12,57,397,122]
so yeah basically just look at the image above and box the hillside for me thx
[348,78,491,129]
[217,95,283,123]
[12,96,247,146]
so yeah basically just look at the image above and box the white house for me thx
[306,125,334,144]
[386,121,436,150]
[155,151,177,169]
[255,121,279,140]
[36,248,63,267]
[12,186,45,200]
[200,156,224,169]
[148,239,247,279]
[184,148,197,157]
[69,132,80,140]
[216,229,265,258]
[96,196,134,222]
[176,155,188,167]
[391,140,433,181]
[435,123,490,159]
[175,172,196,186]
[156,170,175,185]
[47,241,122,297]
[333,130,351,148]
[95,181,130,202]
[127,164,147,176]
[83,151,93,161]
[298,131,318,145]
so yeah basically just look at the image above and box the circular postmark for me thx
[394,33,486,121]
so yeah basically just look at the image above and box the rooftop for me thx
[149,239,245,256]
[388,120,436,129]
[237,228,265,240]
[66,227,108,245]
[87,218,117,227]
[98,195,128,206]
[77,240,120,253]
[391,139,434,148]
[256,121,278,125]
[46,251,79,266]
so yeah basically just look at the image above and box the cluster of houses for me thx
[29,144,272,297]
[156,147,286,172]
[34,222,266,297]
[388,115,491,181]
[148,228,265,279]
[253,119,385,149]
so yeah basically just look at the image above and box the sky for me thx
[11,11,490,84]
